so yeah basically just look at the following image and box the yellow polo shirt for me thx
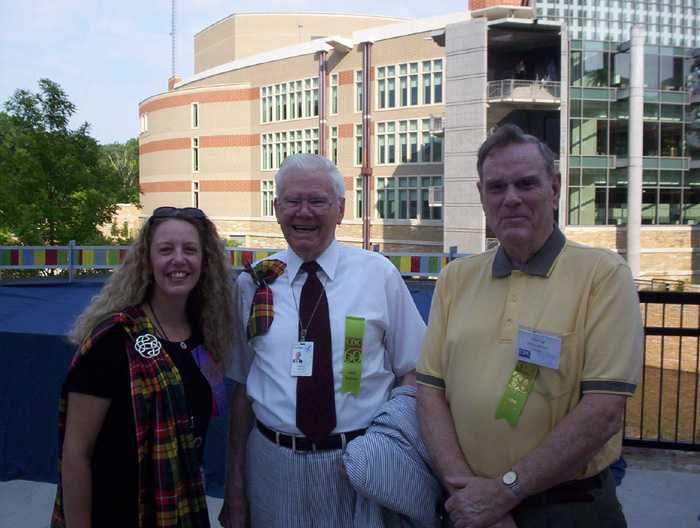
[417,228,643,479]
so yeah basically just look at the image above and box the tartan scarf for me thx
[51,305,210,528]
[245,259,287,339]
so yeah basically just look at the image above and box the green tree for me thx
[0,79,123,244]
[100,137,140,204]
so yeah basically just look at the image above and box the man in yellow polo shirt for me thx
[416,124,643,528]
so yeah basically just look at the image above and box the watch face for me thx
[503,471,517,486]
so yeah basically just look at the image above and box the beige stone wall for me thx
[194,13,405,73]
[565,226,700,284]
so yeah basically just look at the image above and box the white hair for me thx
[275,154,345,199]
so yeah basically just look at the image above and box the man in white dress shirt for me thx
[219,154,425,528]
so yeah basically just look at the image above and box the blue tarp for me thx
[0,280,434,497]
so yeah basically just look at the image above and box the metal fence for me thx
[487,79,561,102]
[0,244,467,280]
[624,290,700,451]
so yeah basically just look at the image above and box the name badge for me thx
[291,341,314,377]
[516,327,561,370]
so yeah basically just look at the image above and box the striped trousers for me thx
[246,427,356,527]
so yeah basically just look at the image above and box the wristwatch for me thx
[501,470,525,499]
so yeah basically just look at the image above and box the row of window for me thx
[567,168,700,225]
[143,61,446,136]
[355,59,444,113]
[260,78,320,123]
[257,176,443,221]
[538,0,700,46]
[191,170,699,226]
[189,118,444,174]
[376,60,444,109]
[570,119,691,158]
[353,120,443,167]
[261,129,320,170]
[190,166,699,226]
[374,120,443,165]
[570,47,689,91]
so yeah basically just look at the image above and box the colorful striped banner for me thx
[0,247,72,267]
[0,246,464,277]
[383,253,453,276]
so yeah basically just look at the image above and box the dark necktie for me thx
[296,261,337,443]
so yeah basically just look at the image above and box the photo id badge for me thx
[290,341,314,377]
[516,327,561,370]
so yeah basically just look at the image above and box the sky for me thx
[1,0,467,145]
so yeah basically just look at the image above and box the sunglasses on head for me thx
[150,206,206,223]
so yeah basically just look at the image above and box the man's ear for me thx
[476,179,485,208]
[336,198,346,225]
[274,198,281,224]
[551,171,562,206]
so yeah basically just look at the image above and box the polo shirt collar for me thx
[492,226,566,278]
[285,239,339,283]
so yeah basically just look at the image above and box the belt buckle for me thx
[340,432,348,451]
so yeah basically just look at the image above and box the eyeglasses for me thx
[279,197,336,213]
[150,206,206,222]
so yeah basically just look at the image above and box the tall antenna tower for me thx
[170,0,176,77]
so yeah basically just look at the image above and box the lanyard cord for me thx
[291,269,327,342]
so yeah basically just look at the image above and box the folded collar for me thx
[285,239,339,283]
[492,226,566,278]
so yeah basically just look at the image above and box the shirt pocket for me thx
[531,331,577,399]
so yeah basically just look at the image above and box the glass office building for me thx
[536,0,700,226]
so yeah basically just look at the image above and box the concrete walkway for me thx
[1,448,699,527]
[0,480,223,527]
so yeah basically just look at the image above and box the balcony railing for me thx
[487,79,561,103]
[624,290,700,451]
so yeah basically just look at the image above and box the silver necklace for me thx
[148,302,188,350]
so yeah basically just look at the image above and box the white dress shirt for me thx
[228,240,425,434]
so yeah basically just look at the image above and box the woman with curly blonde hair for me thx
[51,206,237,528]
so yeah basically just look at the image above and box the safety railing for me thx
[487,79,561,103]
[0,244,468,280]
[624,290,700,451]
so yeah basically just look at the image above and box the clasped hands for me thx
[443,475,521,528]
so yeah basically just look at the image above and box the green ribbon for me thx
[495,361,539,426]
[340,316,365,395]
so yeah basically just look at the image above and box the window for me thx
[377,59,442,109]
[376,176,442,220]
[355,70,363,113]
[260,128,319,170]
[260,77,319,123]
[568,166,699,226]
[355,124,363,166]
[192,180,199,208]
[191,102,199,129]
[330,74,338,114]
[355,177,364,219]
[376,119,442,164]
[139,113,148,133]
[330,126,338,165]
[192,137,199,173]
[261,180,275,217]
